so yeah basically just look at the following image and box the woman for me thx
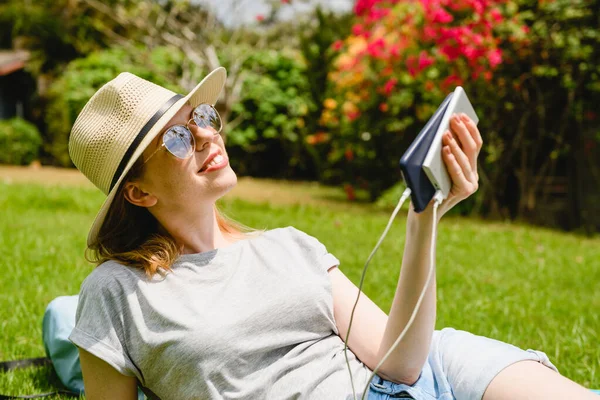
[68,68,596,400]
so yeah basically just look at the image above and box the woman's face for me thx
[133,103,237,210]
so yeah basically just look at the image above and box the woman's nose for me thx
[191,123,218,151]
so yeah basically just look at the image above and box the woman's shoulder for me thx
[262,226,326,251]
[79,259,144,296]
[261,226,339,271]
[263,225,311,242]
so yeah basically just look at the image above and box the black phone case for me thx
[399,92,453,212]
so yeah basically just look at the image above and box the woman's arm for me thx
[329,266,389,371]
[331,114,482,385]
[79,348,138,400]
[328,208,439,386]
[376,114,482,384]
[374,204,439,384]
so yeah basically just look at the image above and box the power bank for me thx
[399,92,453,212]
[422,87,479,199]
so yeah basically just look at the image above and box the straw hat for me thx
[69,67,227,246]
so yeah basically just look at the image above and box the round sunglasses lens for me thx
[163,125,194,158]
[193,104,222,134]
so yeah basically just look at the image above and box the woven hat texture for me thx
[68,67,227,246]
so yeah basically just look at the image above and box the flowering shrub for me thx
[321,0,527,198]
[475,0,600,228]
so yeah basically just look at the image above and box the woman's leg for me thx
[483,360,599,400]
[430,328,597,400]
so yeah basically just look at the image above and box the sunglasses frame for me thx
[142,103,222,165]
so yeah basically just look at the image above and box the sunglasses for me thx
[143,103,222,164]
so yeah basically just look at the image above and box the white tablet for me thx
[422,86,479,198]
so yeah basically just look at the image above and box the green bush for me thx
[225,7,353,180]
[226,48,316,178]
[44,45,185,167]
[0,118,42,165]
[477,0,600,230]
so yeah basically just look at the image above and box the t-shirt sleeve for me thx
[287,226,340,272]
[68,263,139,378]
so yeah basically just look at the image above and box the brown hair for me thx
[86,158,256,277]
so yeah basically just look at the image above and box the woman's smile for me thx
[198,149,229,175]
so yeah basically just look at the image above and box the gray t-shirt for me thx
[69,226,372,399]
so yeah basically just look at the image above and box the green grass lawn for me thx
[0,181,599,398]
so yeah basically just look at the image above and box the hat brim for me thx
[86,67,227,247]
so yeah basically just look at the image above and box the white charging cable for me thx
[343,188,444,400]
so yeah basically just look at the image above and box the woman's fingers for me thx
[459,113,483,152]
[436,114,483,215]
[444,131,473,179]
[442,130,478,197]
[442,144,466,186]
[449,115,477,170]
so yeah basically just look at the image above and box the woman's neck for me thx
[155,206,235,254]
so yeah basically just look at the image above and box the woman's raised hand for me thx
[438,113,483,217]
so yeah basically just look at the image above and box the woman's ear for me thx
[123,182,157,208]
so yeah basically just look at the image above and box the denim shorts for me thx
[367,328,558,400]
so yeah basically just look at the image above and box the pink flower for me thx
[463,46,477,60]
[389,44,401,57]
[368,8,390,22]
[424,27,438,40]
[471,1,484,14]
[256,14,265,22]
[352,23,365,36]
[440,45,461,61]
[418,51,435,71]
[431,8,453,24]
[367,38,386,58]
[383,78,398,95]
[490,8,503,23]
[331,40,344,51]
[472,33,484,46]
[354,0,377,16]
[439,27,463,45]
[347,111,361,121]
[442,74,463,90]
[488,48,502,67]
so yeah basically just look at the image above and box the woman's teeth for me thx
[204,154,223,170]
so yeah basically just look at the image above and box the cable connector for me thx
[399,187,412,208]
[433,190,445,206]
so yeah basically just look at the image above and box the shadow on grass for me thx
[0,365,82,399]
